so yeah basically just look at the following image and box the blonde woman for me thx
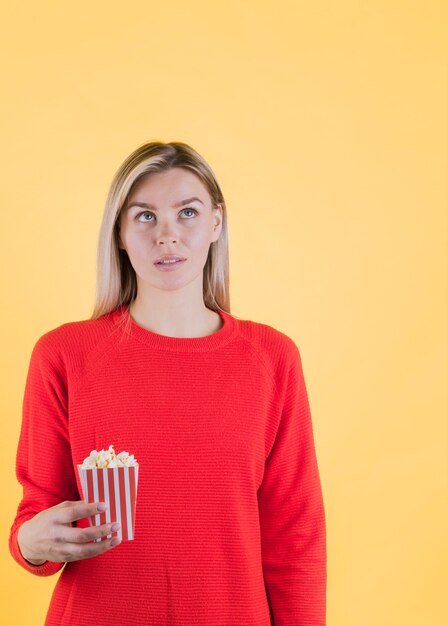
[9,141,326,625]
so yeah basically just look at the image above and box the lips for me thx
[154,255,186,264]
[155,260,186,272]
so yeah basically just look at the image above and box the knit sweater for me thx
[9,304,326,626]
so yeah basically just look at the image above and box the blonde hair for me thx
[90,140,231,320]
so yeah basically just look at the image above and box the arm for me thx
[9,333,80,576]
[257,341,327,625]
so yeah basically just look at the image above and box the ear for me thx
[212,204,223,242]
[117,223,125,250]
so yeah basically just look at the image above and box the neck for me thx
[128,298,222,339]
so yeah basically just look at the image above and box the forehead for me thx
[128,168,210,202]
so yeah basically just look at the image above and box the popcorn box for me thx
[77,464,139,542]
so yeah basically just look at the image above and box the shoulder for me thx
[28,310,119,376]
[234,312,299,354]
[231,312,302,375]
[34,312,112,350]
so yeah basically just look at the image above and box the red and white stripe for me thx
[77,465,139,542]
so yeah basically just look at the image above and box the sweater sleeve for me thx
[257,340,327,625]
[8,333,80,577]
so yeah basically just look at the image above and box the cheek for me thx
[188,225,214,247]
[126,231,151,252]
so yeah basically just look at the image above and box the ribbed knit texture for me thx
[9,305,326,626]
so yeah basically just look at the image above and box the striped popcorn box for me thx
[77,464,139,542]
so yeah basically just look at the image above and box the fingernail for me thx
[111,523,121,532]
[111,538,120,546]
[97,503,108,512]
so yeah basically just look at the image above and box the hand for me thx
[17,500,122,565]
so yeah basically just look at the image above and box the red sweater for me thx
[9,304,326,625]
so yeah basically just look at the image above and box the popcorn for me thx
[81,445,138,469]
[77,445,139,542]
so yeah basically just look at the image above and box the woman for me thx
[9,141,327,625]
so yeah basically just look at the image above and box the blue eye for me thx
[136,208,198,222]
[136,212,153,222]
[182,208,198,218]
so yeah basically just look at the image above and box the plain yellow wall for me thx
[1,1,445,625]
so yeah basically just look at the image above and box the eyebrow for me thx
[126,196,205,211]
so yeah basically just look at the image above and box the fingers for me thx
[56,535,122,562]
[48,516,123,563]
[63,522,121,544]
[55,500,109,524]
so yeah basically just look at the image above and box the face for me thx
[118,167,223,293]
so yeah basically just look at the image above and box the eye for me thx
[181,208,198,218]
[136,211,154,222]
[136,208,198,222]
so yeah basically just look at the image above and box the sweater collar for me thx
[111,304,238,352]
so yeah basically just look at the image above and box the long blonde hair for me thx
[90,141,231,319]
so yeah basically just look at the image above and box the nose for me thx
[155,218,178,244]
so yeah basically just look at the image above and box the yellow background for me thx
[1,1,445,624]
